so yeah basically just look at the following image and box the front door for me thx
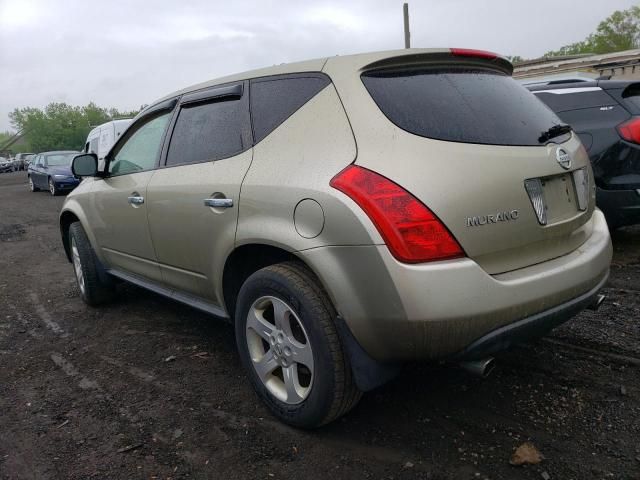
[89,110,173,282]
[146,82,253,306]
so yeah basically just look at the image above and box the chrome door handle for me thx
[127,195,145,205]
[204,198,233,208]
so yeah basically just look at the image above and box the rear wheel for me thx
[68,222,114,306]
[48,178,58,196]
[28,176,38,192]
[235,262,361,428]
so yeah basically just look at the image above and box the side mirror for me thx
[72,153,98,177]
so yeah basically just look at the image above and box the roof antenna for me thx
[403,3,411,49]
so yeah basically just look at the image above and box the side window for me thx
[109,112,171,175]
[250,74,331,143]
[166,95,249,167]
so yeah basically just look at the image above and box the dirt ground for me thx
[0,169,638,480]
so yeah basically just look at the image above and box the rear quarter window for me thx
[250,73,331,143]
[362,67,563,146]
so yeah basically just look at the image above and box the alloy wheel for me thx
[71,238,85,294]
[245,296,314,404]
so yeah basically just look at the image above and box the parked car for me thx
[28,151,80,195]
[85,119,131,170]
[526,79,640,228]
[0,157,11,173]
[14,152,35,171]
[60,48,612,428]
[23,154,35,169]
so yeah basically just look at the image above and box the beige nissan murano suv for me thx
[61,48,612,428]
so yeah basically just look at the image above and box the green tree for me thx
[9,103,142,152]
[0,131,12,146]
[545,6,640,57]
[0,130,33,153]
[508,55,526,64]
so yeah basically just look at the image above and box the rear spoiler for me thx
[361,49,513,76]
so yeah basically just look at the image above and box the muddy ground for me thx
[0,169,638,480]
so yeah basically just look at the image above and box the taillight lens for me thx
[617,117,640,144]
[450,48,500,60]
[330,165,464,263]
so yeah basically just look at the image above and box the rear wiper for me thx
[538,124,572,143]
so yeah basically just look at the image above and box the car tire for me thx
[28,176,39,192]
[235,261,362,428]
[68,222,115,306]
[48,178,58,196]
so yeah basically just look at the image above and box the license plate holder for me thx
[525,173,580,225]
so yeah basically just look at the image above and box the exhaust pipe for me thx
[459,357,495,378]
[588,294,606,311]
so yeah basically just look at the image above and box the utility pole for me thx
[403,3,410,49]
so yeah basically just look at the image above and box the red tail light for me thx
[450,48,500,60]
[330,165,464,263]
[617,117,640,144]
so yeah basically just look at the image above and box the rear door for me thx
[328,52,595,274]
[146,82,253,305]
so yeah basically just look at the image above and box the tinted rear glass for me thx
[362,68,562,146]
[250,74,330,143]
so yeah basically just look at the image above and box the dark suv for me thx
[527,80,640,228]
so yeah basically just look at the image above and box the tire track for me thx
[28,292,68,337]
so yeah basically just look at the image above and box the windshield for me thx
[46,153,76,166]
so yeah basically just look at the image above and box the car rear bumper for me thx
[597,186,640,228]
[452,272,607,360]
[298,209,612,361]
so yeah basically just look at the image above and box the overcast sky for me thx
[0,0,637,131]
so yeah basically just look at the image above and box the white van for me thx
[85,119,131,167]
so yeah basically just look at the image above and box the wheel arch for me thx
[222,242,399,392]
[60,210,80,262]
[59,204,101,264]
[222,243,299,319]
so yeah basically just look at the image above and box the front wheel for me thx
[68,222,114,306]
[235,262,361,428]
[28,176,38,192]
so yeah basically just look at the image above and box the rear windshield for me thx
[361,68,563,146]
[46,153,76,166]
